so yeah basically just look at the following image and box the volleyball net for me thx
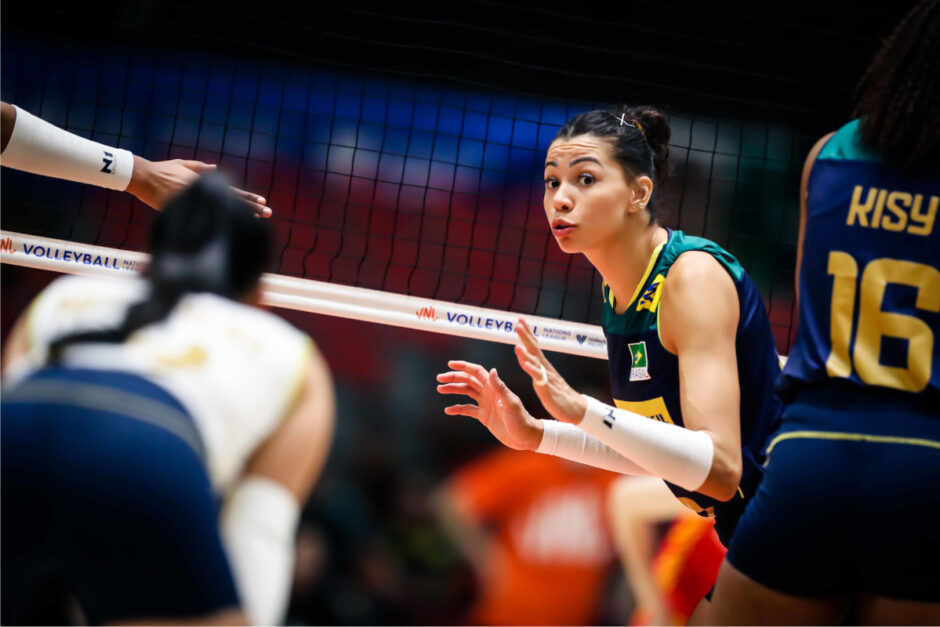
[1,34,808,355]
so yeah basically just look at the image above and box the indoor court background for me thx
[0,1,914,623]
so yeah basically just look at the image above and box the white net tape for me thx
[0,230,609,359]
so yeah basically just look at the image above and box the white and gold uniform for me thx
[7,273,312,493]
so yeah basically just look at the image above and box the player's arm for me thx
[1,307,32,378]
[431,483,496,583]
[1,101,16,152]
[795,132,835,301]
[658,251,742,501]
[220,343,335,626]
[608,476,692,626]
[508,252,741,501]
[436,360,654,475]
[0,101,270,216]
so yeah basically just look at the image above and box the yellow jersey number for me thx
[825,252,940,392]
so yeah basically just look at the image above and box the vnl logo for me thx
[0,237,16,254]
[416,306,440,321]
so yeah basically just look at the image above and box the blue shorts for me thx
[726,389,940,602]
[1,368,240,624]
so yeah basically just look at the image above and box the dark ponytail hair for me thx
[48,172,273,362]
[854,0,940,174]
[554,105,671,220]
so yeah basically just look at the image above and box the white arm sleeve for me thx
[220,476,300,626]
[536,419,654,476]
[1,105,134,190]
[578,395,714,491]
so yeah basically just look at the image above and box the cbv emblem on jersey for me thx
[628,341,651,381]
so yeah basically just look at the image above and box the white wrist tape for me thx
[536,419,654,476]
[578,395,714,491]
[220,477,300,626]
[1,105,134,190]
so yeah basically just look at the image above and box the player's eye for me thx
[544,177,559,189]
[579,173,595,186]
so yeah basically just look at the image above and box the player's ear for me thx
[628,175,653,214]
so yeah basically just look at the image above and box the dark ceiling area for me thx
[2,0,915,133]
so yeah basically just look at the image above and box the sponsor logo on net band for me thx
[8,240,143,272]
[415,306,605,348]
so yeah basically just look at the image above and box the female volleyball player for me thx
[0,100,271,216]
[437,106,783,582]
[1,174,334,625]
[709,1,940,623]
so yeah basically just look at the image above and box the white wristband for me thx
[220,476,300,626]
[1,105,134,190]
[536,419,653,476]
[578,395,714,491]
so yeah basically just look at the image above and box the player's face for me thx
[543,135,636,254]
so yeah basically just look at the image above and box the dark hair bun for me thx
[624,106,671,185]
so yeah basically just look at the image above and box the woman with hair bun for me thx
[1,173,334,626]
[437,104,785,617]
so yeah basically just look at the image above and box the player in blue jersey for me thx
[709,1,940,624]
[437,104,784,618]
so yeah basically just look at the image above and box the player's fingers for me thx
[231,187,272,218]
[436,383,480,401]
[516,353,548,386]
[447,360,488,383]
[179,160,217,173]
[488,368,515,399]
[516,318,548,363]
[443,404,481,420]
[513,343,541,370]
[436,371,483,392]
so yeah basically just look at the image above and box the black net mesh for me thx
[3,2,908,353]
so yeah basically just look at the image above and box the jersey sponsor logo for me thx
[846,185,937,236]
[636,273,665,313]
[628,341,651,381]
[614,396,674,425]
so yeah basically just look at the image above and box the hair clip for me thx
[617,113,646,137]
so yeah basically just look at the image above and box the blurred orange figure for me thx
[434,448,619,626]
[608,476,726,626]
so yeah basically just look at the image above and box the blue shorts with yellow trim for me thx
[726,388,940,601]
[1,368,240,624]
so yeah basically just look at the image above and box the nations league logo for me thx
[628,341,651,381]
[576,334,586,345]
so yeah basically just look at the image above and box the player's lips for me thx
[551,219,577,237]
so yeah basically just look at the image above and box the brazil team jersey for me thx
[780,119,940,415]
[603,229,783,545]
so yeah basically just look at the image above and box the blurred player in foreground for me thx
[437,105,783,619]
[1,174,334,625]
[434,447,618,625]
[0,100,271,215]
[608,476,724,626]
[710,1,940,624]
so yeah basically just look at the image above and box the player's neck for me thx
[587,225,667,314]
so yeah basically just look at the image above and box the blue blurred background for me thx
[1,1,914,623]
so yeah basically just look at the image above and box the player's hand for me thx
[514,318,587,424]
[436,360,543,451]
[126,156,271,217]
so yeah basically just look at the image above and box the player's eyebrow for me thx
[544,157,603,168]
[570,157,601,167]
